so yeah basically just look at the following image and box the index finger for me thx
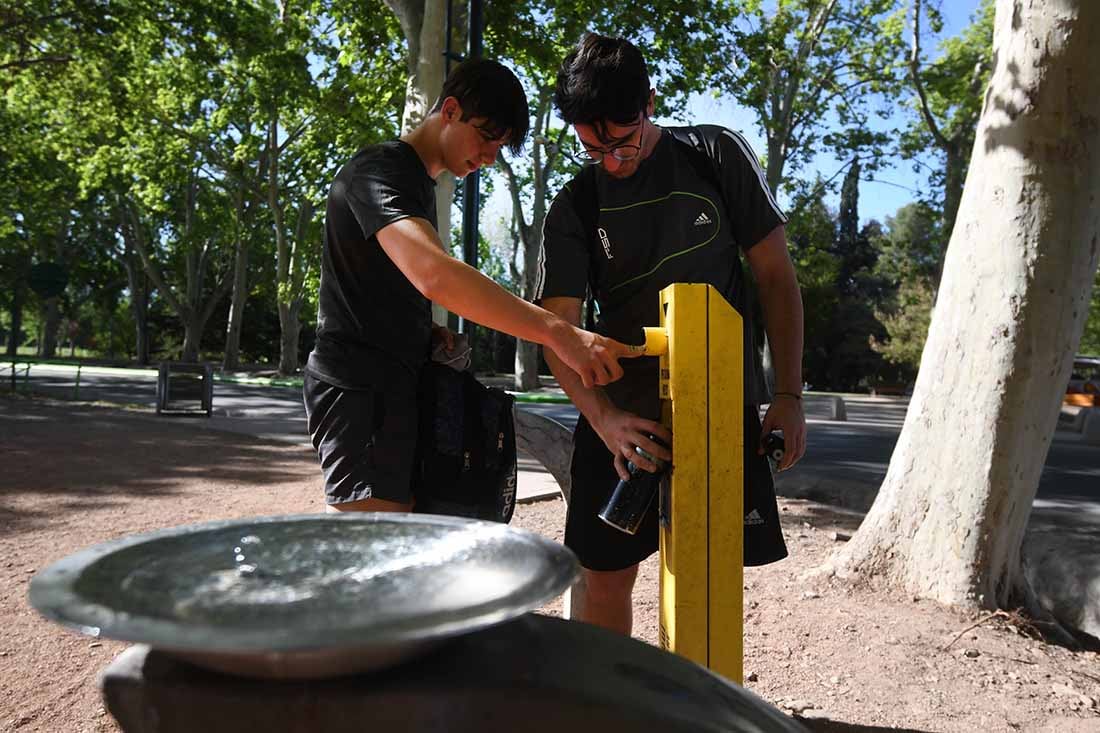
[613,339,648,359]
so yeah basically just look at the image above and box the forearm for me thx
[378,217,571,351]
[758,272,804,395]
[422,255,571,351]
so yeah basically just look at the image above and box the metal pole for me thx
[458,0,484,336]
[445,0,455,74]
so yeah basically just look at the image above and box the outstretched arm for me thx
[377,216,641,388]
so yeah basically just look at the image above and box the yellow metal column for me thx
[655,283,744,683]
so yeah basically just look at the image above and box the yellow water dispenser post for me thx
[643,283,744,684]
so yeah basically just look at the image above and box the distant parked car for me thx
[1065,355,1100,406]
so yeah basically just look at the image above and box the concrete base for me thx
[100,615,806,733]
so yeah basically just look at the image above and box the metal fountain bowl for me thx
[29,513,579,679]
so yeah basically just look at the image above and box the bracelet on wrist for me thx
[773,391,802,401]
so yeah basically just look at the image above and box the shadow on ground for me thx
[0,395,316,536]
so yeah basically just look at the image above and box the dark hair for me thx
[553,33,650,141]
[431,58,530,155]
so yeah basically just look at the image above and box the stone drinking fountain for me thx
[30,513,806,732]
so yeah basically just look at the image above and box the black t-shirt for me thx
[306,140,437,389]
[536,125,786,416]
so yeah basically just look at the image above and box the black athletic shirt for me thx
[306,140,437,389]
[536,125,786,413]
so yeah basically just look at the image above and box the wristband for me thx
[773,391,802,401]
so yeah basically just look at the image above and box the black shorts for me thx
[564,406,788,572]
[302,371,419,505]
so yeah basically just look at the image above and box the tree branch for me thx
[0,55,73,71]
[121,198,186,318]
[497,153,531,247]
[277,114,316,154]
[909,0,951,150]
[0,10,79,34]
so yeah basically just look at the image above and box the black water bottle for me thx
[598,436,669,535]
[763,432,785,466]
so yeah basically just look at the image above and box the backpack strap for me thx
[569,165,601,331]
[665,125,724,195]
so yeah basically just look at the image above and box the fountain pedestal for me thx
[101,614,806,733]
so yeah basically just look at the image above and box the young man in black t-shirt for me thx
[305,59,640,514]
[536,34,808,635]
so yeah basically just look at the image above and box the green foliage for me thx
[873,278,934,376]
[786,170,893,392]
[2,0,404,367]
[898,0,994,233]
[1079,270,1100,357]
[874,201,944,287]
[902,0,993,151]
[785,181,841,388]
[868,202,945,378]
[717,0,906,190]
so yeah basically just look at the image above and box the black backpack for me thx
[412,362,518,523]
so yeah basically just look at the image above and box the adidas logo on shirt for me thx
[745,508,765,526]
[694,211,713,226]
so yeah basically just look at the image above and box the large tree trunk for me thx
[513,215,542,390]
[504,93,560,392]
[277,300,301,375]
[222,234,248,371]
[180,314,202,362]
[121,238,150,366]
[218,193,247,367]
[7,280,24,357]
[823,1,1100,622]
[133,279,149,365]
[38,212,71,358]
[513,151,544,392]
[38,298,60,358]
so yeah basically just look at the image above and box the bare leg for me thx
[568,565,639,636]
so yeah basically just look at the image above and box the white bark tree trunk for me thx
[823,1,1100,620]
[501,93,564,391]
[386,0,453,327]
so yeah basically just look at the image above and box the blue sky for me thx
[660,1,985,224]
[484,1,985,233]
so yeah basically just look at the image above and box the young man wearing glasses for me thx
[305,58,640,515]
[535,34,807,634]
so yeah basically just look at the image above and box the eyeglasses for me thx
[569,118,646,165]
[570,140,642,165]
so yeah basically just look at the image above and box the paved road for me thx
[8,362,1100,633]
[9,364,1096,509]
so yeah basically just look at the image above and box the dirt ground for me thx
[2,395,1099,733]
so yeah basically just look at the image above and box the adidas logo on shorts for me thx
[745,508,765,526]
[694,211,712,226]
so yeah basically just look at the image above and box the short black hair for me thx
[431,58,530,155]
[553,33,650,141]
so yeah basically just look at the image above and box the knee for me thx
[582,566,638,602]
